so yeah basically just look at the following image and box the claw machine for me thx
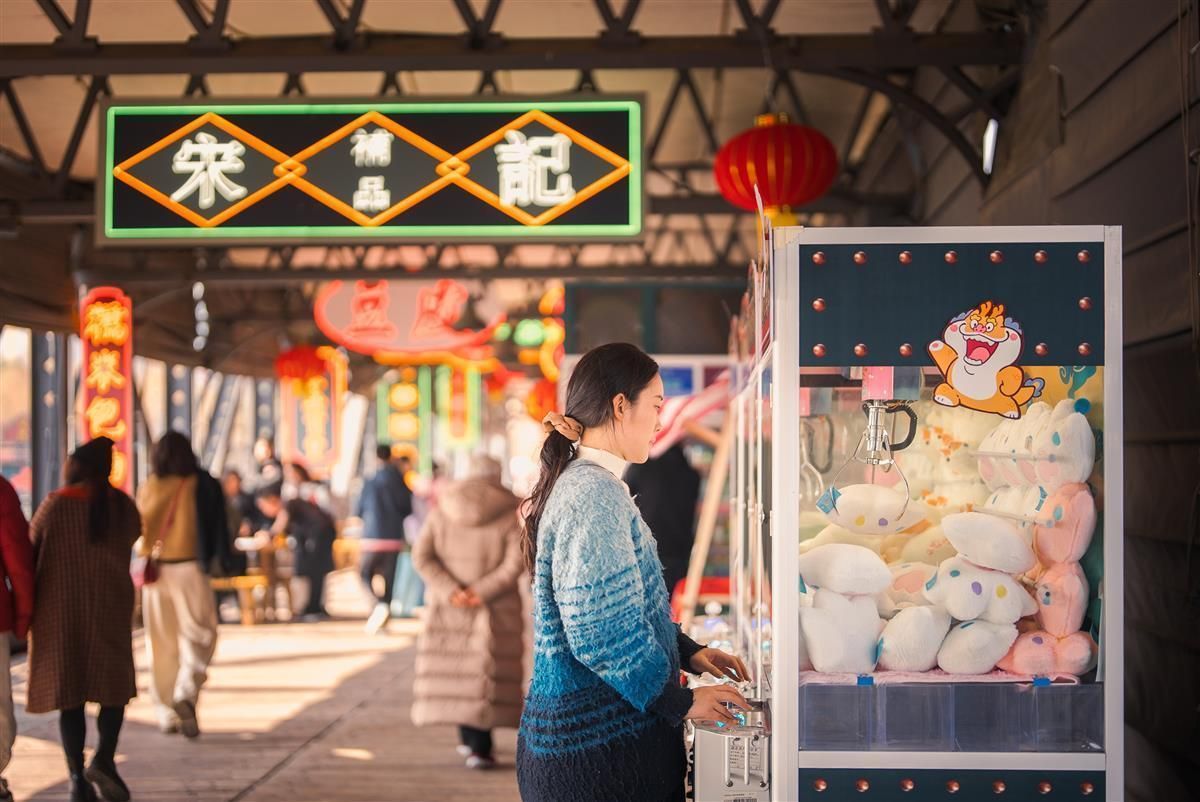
[696,226,1122,802]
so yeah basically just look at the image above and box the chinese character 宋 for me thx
[350,128,395,168]
[495,130,576,208]
[171,132,248,210]
[353,176,391,213]
[86,350,127,395]
[83,301,130,346]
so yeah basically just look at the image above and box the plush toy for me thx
[937,619,1019,674]
[817,483,928,535]
[897,525,957,566]
[922,555,1037,624]
[799,524,886,556]
[799,588,884,674]
[1033,400,1095,491]
[998,482,1098,676]
[1033,483,1097,565]
[796,543,891,596]
[878,605,951,672]
[996,630,1097,676]
[941,512,1037,574]
[876,561,938,618]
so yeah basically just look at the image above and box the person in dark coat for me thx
[355,447,413,634]
[624,443,702,597]
[256,485,336,621]
[27,437,141,802]
[0,474,34,802]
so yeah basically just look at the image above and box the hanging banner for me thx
[98,98,642,245]
[376,366,433,474]
[278,346,347,476]
[79,287,134,493]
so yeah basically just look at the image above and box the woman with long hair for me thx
[136,431,230,739]
[517,343,749,802]
[26,437,141,802]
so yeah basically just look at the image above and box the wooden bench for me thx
[211,575,271,626]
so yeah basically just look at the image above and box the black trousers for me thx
[360,551,400,605]
[299,565,328,615]
[459,725,493,757]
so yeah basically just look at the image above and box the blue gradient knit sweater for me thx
[517,459,704,802]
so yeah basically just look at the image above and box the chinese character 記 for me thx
[83,301,130,346]
[350,128,395,168]
[353,176,391,213]
[84,396,127,441]
[171,132,248,210]
[86,350,126,395]
[495,130,576,208]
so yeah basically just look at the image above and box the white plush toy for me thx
[941,512,1037,574]
[796,543,891,596]
[876,561,938,617]
[799,524,886,556]
[1032,400,1096,491]
[922,555,1037,624]
[817,483,927,535]
[799,588,884,674]
[937,620,1019,674]
[878,606,952,672]
[897,525,957,566]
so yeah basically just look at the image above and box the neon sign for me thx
[79,287,134,492]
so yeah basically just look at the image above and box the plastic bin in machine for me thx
[872,683,955,751]
[798,683,872,750]
[953,683,1031,752]
[1029,682,1105,752]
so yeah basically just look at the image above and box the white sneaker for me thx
[465,754,496,770]
[365,603,390,635]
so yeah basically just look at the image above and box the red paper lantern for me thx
[714,113,839,217]
[274,345,327,382]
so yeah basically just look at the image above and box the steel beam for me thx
[30,330,68,508]
[8,190,904,225]
[0,32,1025,77]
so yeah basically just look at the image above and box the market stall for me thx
[694,226,1121,802]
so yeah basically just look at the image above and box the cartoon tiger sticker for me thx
[928,301,1044,418]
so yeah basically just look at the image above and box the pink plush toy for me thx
[998,483,1098,676]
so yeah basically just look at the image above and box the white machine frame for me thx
[729,225,1124,801]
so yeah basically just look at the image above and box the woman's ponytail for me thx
[519,430,577,570]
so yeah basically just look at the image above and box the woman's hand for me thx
[685,684,749,726]
[449,588,482,608]
[690,647,751,683]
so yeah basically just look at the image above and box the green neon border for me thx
[102,100,642,241]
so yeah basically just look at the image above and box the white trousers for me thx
[0,632,13,774]
[142,562,218,726]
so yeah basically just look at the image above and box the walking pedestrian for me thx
[355,447,412,634]
[411,454,526,770]
[255,485,336,621]
[26,437,141,802]
[136,431,231,739]
[516,344,749,802]
[0,475,34,802]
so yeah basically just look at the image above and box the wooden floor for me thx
[8,572,522,802]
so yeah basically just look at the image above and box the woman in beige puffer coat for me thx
[411,456,527,769]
